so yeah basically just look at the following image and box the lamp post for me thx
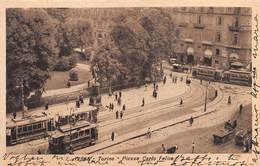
[204,81,208,112]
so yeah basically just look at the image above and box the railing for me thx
[193,23,205,29]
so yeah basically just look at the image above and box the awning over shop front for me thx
[204,49,213,58]
[187,47,194,55]
[231,62,244,67]
[184,38,194,43]
[201,40,213,45]
[230,53,239,60]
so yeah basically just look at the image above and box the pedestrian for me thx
[215,90,218,98]
[156,84,159,90]
[122,104,126,111]
[111,132,115,141]
[228,96,231,104]
[116,111,119,119]
[119,91,122,98]
[109,103,112,111]
[115,92,118,100]
[67,81,71,88]
[189,116,194,126]
[180,98,183,105]
[88,80,90,87]
[37,149,41,154]
[142,97,145,107]
[192,142,195,153]
[45,102,49,110]
[76,99,80,108]
[172,77,174,83]
[79,94,84,104]
[155,91,158,98]
[153,81,156,89]
[170,73,173,78]
[163,76,167,84]
[13,112,16,119]
[120,111,123,119]
[118,97,121,106]
[161,144,166,153]
[111,103,114,111]
[147,128,152,138]
[239,104,243,114]
[175,77,177,83]
[200,79,202,85]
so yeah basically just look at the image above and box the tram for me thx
[6,112,54,146]
[192,66,223,81]
[55,105,98,127]
[48,121,98,154]
[222,70,252,86]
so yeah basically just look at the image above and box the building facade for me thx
[167,7,252,70]
[69,7,252,70]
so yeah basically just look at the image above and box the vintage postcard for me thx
[1,0,260,165]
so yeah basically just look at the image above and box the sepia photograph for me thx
[5,7,253,156]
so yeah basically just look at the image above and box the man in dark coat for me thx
[116,111,119,119]
[111,132,115,141]
[120,111,123,119]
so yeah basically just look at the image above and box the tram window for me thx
[38,123,42,129]
[71,133,78,140]
[85,129,90,135]
[23,126,28,132]
[28,125,32,131]
[79,131,84,137]
[33,124,38,129]
[18,127,22,133]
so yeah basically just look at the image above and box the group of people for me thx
[76,94,84,108]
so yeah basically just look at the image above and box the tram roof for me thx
[6,112,51,128]
[52,122,98,138]
[59,120,94,133]
[225,70,251,74]
[58,105,97,117]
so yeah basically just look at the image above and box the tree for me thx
[6,9,56,112]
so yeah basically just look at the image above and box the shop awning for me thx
[184,38,194,43]
[230,53,239,60]
[204,49,213,58]
[231,62,244,67]
[187,47,194,55]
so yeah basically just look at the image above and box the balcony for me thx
[178,22,188,27]
[193,23,205,29]
[229,25,240,32]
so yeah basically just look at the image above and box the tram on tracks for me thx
[6,112,54,146]
[192,66,223,81]
[191,66,252,86]
[48,121,98,154]
[222,70,252,86]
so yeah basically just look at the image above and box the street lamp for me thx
[204,81,208,112]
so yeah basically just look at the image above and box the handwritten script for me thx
[2,153,249,166]
[251,14,260,164]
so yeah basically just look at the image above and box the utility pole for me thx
[204,81,208,112]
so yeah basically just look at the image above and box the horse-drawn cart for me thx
[213,129,236,144]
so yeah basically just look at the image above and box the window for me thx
[216,48,220,55]
[18,127,22,133]
[217,16,222,25]
[234,17,239,27]
[38,123,42,129]
[79,131,84,137]
[85,129,90,135]
[233,34,239,45]
[198,15,202,24]
[23,126,27,132]
[28,125,32,131]
[216,32,221,42]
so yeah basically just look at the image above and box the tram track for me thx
[97,81,201,123]
[80,88,226,154]
[96,81,223,143]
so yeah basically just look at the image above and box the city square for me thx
[6,7,252,155]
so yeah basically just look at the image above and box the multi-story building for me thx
[167,7,252,70]
[70,7,252,70]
